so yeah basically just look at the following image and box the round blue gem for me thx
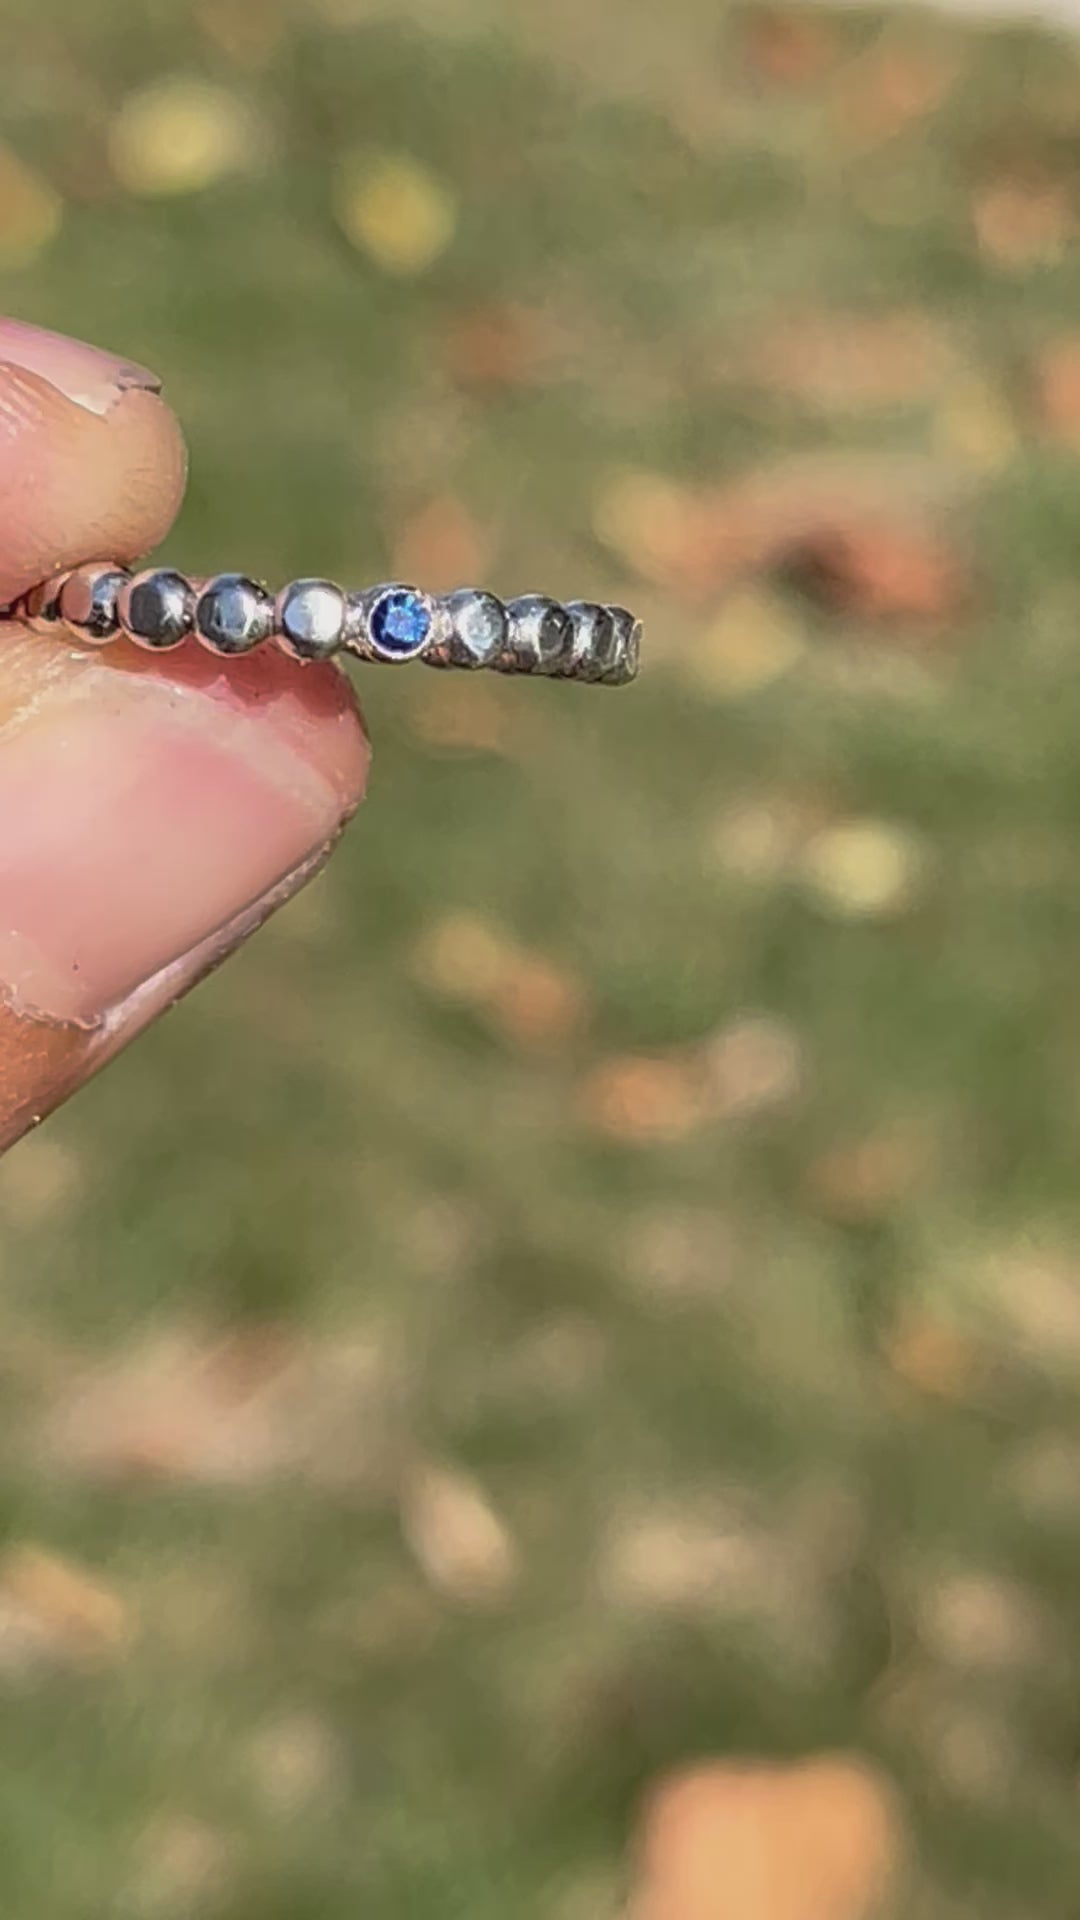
[369,588,431,658]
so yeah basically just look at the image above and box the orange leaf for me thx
[392,495,493,590]
[782,520,968,623]
[443,301,550,390]
[631,1756,905,1920]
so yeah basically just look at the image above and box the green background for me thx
[1,0,1080,1913]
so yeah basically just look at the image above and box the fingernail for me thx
[0,317,161,417]
[0,635,367,1025]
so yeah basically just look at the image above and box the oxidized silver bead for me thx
[275,578,347,663]
[604,605,642,685]
[564,601,617,682]
[502,595,572,675]
[437,588,507,669]
[59,565,130,644]
[195,574,273,656]
[119,569,193,651]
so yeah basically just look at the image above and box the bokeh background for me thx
[1,0,1080,1914]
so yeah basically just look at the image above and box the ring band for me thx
[8,565,641,685]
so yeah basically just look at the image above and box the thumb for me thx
[0,319,369,1151]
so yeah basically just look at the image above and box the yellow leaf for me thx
[109,79,257,197]
[799,819,929,921]
[413,911,513,1001]
[335,152,456,275]
[687,589,806,698]
[592,469,695,584]
[0,1543,130,1665]
[936,377,1017,473]
[0,144,61,268]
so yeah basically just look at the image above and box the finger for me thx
[0,321,369,1150]
[0,317,187,602]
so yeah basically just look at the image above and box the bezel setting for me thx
[361,585,439,663]
[5,566,640,685]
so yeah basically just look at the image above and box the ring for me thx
[8,565,642,685]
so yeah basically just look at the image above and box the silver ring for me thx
[8,565,641,686]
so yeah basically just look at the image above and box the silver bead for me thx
[604,605,642,685]
[119,569,194,651]
[436,588,507,669]
[502,595,572,675]
[194,574,272,656]
[563,601,617,681]
[274,578,347,663]
[21,571,71,635]
[59,565,130,644]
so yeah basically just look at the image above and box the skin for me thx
[0,318,369,1152]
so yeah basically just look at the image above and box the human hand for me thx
[0,319,369,1153]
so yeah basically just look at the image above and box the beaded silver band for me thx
[7,565,641,685]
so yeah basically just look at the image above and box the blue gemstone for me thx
[369,588,431,658]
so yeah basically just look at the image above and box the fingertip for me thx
[0,360,187,604]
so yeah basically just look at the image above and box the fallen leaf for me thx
[624,1208,738,1303]
[751,312,954,413]
[413,912,587,1047]
[684,589,806,698]
[392,495,493,590]
[246,1711,346,1812]
[335,152,457,274]
[490,954,587,1049]
[805,1131,924,1224]
[0,1544,130,1671]
[708,797,810,882]
[592,471,711,594]
[983,1238,1080,1375]
[132,1814,233,1913]
[798,819,929,920]
[409,677,512,754]
[600,1508,774,1613]
[1033,335,1080,444]
[195,0,289,66]
[414,912,514,1002]
[630,1755,905,1920]
[579,1054,708,1143]
[741,8,839,87]
[934,376,1017,473]
[915,1569,1053,1673]
[40,1323,399,1490]
[401,1463,518,1607]
[782,521,968,623]
[594,455,968,607]
[837,44,956,146]
[974,179,1072,272]
[705,1014,804,1119]
[0,143,62,267]
[443,301,550,389]
[108,80,258,196]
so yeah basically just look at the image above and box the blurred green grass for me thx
[1,1,1080,1914]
